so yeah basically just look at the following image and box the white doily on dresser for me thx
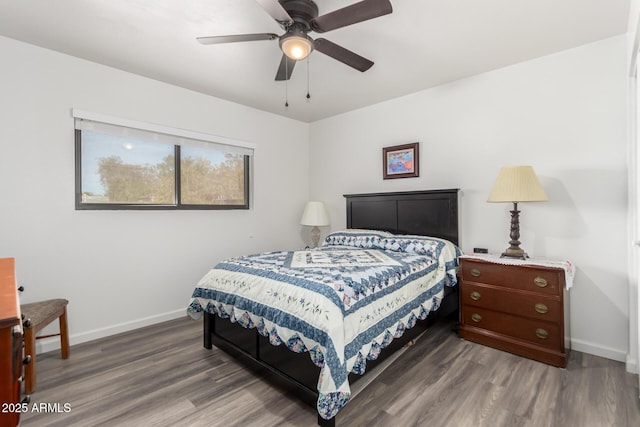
[459,253,575,290]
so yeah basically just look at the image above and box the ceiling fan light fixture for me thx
[280,33,313,60]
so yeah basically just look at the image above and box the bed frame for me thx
[202,189,459,426]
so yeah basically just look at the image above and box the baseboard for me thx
[34,309,187,355]
[570,338,627,363]
[626,354,639,374]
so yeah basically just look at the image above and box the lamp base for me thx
[500,247,528,260]
[310,226,321,248]
[500,201,528,260]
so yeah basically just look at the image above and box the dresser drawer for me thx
[460,259,562,296]
[461,305,561,350]
[460,282,562,322]
[1,258,22,427]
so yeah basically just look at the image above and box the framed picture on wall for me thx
[382,142,419,179]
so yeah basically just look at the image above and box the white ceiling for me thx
[0,0,630,122]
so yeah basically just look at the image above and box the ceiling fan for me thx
[197,0,393,81]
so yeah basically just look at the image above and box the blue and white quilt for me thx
[187,229,460,420]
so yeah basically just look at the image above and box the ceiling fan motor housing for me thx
[279,0,319,31]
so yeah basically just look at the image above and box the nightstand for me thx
[458,254,573,367]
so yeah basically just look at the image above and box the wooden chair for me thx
[20,299,69,393]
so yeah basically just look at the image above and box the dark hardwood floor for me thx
[19,316,640,427]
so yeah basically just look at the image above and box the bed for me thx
[187,189,460,426]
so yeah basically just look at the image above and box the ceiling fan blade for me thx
[314,38,373,72]
[275,54,297,81]
[311,0,392,33]
[256,0,294,26]
[197,33,278,45]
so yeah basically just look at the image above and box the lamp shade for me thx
[487,166,548,203]
[300,201,330,226]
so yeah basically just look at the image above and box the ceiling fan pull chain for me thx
[285,59,289,107]
[306,57,311,101]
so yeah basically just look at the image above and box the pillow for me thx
[323,229,394,249]
[379,235,442,257]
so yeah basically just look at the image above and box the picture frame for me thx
[382,142,419,179]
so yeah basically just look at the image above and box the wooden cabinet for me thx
[1,258,26,427]
[458,256,570,367]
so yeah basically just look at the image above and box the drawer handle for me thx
[535,328,549,339]
[471,313,482,323]
[534,303,549,314]
[470,268,481,277]
[533,277,548,288]
[470,291,481,301]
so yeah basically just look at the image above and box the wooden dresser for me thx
[0,258,28,427]
[458,255,571,367]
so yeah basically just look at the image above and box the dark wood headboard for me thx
[344,189,459,246]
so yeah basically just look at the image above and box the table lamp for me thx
[300,201,330,248]
[487,166,548,259]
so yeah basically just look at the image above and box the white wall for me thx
[627,0,640,376]
[0,36,310,350]
[309,36,630,362]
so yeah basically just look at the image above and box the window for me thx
[74,110,253,210]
